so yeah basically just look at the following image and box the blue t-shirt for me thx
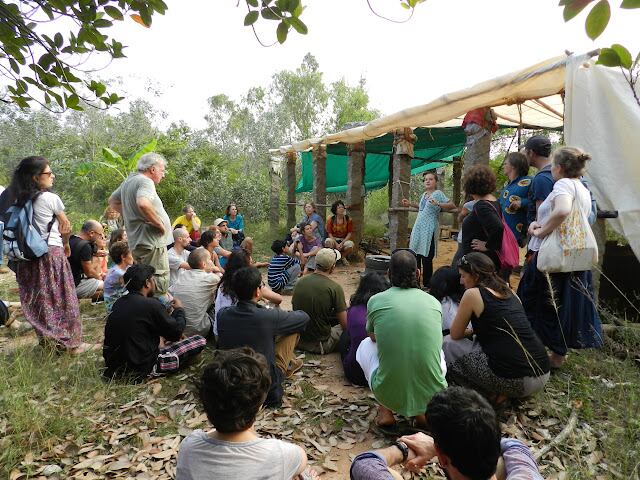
[526,165,554,225]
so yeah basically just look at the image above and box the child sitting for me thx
[267,239,301,294]
[104,241,134,313]
[296,222,321,275]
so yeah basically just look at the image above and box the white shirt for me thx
[168,247,190,287]
[169,269,220,337]
[32,191,64,247]
[530,178,592,252]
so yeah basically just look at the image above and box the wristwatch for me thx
[393,440,409,462]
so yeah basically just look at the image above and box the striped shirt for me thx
[267,254,299,291]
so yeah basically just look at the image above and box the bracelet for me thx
[393,441,409,462]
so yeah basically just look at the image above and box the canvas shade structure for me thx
[295,126,466,193]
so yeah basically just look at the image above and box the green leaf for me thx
[104,5,124,20]
[54,32,64,48]
[65,93,79,108]
[400,2,411,9]
[261,6,282,20]
[288,17,307,34]
[276,20,288,43]
[585,0,610,39]
[611,43,633,68]
[128,139,158,171]
[620,0,640,8]
[102,147,124,165]
[247,0,259,6]
[596,47,622,66]
[244,11,259,26]
[562,0,594,21]
[37,53,56,70]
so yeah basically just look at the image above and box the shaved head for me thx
[173,227,189,241]
[188,247,211,270]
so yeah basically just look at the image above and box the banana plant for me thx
[76,138,157,179]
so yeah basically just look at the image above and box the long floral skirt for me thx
[15,246,82,348]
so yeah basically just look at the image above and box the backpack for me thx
[2,198,53,264]
[475,201,520,270]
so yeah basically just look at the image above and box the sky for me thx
[102,0,639,132]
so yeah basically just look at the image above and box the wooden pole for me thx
[312,144,327,220]
[463,107,495,174]
[347,141,366,247]
[389,128,416,251]
[452,157,462,229]
[269,155,281,232]
[286,152,297,227]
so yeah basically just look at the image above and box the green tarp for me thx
[295,127,467,194]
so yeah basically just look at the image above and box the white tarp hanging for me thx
[564,57,640,259]
[270,53,586,153]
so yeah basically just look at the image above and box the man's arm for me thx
[274,309,310,336]
[108,188,122,214]
[155,301,185,342]
[336,310,347,330]
[137,197,165,235]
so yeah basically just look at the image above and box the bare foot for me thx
[69,343,101,355]
[549,352,566,369]
[376,405,396,427]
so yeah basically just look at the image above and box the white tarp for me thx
[270,53,583,153]
[564,57,640,259]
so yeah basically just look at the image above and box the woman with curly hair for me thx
[324,200,354,262]
[460,165,504,273]
[0,156,95,354]
[402,171,456,287]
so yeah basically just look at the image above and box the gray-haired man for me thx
[109,153,173,297]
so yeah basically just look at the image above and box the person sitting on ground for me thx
[69,219,106,300]
[267,239,301,294]
[199,229,225,272]
[290,202,326,243]
[429,266,465,332]
[100,204,123,235]
[169,247,222,338]
[109,228,127,247]
[104,241,134,313]
[214,249,282,337]
[214,218,234,251]
[356,250,447,429]
[176,347,313,479]
[168,227,191,287]
[292,248,346,354]
[240,237,269,268]
[103,264,206,381]
[297,222,322,275]
[205,225,232,268]
[173,204,201,242]
[95,232,109,279]
[223,203,245,247]
[217,267,310,407]
[340,272,390,387]
[324,200,355,263]
[448,253,550,403]
[350,386,543,480]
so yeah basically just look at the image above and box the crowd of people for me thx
[0,135,604,478]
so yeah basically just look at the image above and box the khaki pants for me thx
[132,245,170,296]
[297,325,343,355]
[274,333,300,373]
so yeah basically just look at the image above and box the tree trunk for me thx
[347,142,366,247]
[312,144,327,220]
[269,155,282,232]
[286,152,297,228]
[452,157,462,229]
[389,129,416,251]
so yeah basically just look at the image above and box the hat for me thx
[524,135,551,157]
[315,248,341,269]
[214,218,227,227]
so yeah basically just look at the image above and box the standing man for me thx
[109,153,173,298]
[356,250,447,429]
[523,135,553,233]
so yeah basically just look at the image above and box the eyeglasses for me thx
[40,171,54,177]
[392,248,416,257]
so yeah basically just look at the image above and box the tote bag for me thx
[537,180,598,273]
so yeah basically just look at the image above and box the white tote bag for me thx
[537,181,598,273]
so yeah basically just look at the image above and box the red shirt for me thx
[326,215,353,239]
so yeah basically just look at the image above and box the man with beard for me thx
[103,264,206,381]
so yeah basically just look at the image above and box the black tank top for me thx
[471,287,550,378]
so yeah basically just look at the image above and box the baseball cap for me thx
[315,248,342,269]
[524,135,551,157]
[214,218,227,227]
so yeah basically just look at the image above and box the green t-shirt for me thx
[366,287,447,417]
[292,273,346,342]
